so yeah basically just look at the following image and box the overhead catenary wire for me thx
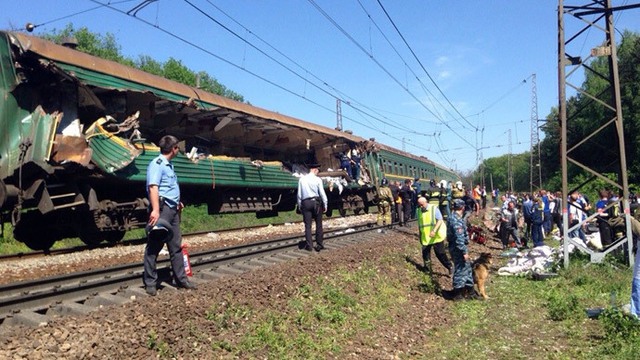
[306,0,476,151]
[375,0,478,132]
[354,0,470,133]
[39,1,535,170]
[184,0,446,147]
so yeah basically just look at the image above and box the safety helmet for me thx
[381,178,389,186]
[429,179,436,187]
[439,179,448,188]
[455,181,463,190]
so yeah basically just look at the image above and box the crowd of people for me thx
[376,178,491,300]
[144,136,639,316]
[376,178,640,310]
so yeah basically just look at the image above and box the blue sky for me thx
[2,1,639,172]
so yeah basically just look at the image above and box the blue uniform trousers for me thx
[450,248,473,290]
[143,203,188,287]
[631,247,640,318]
[531,222,544,247]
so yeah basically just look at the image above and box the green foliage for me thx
[478,31,640,191]
[596,308,640,357]
[206,303,252,330]
[546,290,580,321]
[146,330,174,357]
[40,24,244,101]
[416,271,439,294]
[478,152,531,192]
[600,307,640,339]
[206,261,407,358]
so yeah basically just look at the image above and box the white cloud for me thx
[439,70,451,79]
[435,56,449,66]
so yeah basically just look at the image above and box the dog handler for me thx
[416,197,452,274]
[448,199,475,300]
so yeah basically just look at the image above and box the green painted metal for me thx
[57,63,206,108]
[376,148,458,184]
[120,153,300,189]
[0,33,57,181]
[86,125,299,188]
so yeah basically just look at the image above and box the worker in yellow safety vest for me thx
[416,197,452,274]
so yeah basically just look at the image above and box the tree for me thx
[478,30,640,195]
[42,24,244,102]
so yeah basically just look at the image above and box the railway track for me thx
[0,212,373,262]
[0,221,401,333]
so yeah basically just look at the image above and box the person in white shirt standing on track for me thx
[297,163,328,252]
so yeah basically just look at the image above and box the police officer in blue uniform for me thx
[143,135,196,296]
[448,199,474,300]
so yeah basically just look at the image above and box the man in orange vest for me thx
[417,197,452,274]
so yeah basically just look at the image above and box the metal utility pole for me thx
[558,0,640,268]
[336,99,343,131]
[507,129,513,192]
[529,73,541,194]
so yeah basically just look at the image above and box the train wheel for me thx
[104,230,125,243]
[13,211,58,250]
[338,208,347,217]
[0,179,6,209]
[75,211,104,247]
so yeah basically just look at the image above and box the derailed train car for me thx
[0,31,458,250]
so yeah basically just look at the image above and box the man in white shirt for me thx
[297,163,329,252]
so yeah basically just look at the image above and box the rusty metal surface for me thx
[9,31,366,145]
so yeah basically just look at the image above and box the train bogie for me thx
[0,31,457,249]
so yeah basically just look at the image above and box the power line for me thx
[354,0,473,132]
[306,0,476,151]
[375,0,478,132]
[187,0,446,148]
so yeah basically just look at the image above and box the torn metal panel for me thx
[52,134,93,166]
[9,31,366,143]
[1,107,60,180]
[85,119,140,174]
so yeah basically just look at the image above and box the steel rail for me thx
[0,221,393,331]
[0,213,374,262]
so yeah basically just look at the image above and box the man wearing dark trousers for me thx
[144,135,197,296]
[297,163,328,252]
[400,179,414,226]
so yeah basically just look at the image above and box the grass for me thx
[189,259,408,359]
[0,205,306,255]
[146,240,639,359]
[428,253,639,360]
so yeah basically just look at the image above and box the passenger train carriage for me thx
[0,31,458,249]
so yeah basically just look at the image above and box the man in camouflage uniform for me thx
[377,178,393,228]
[427,179,446,221]
[438,180,451,221]
[448,199,475,300]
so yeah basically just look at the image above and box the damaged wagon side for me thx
[0,31,380,250]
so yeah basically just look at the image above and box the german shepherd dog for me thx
[472,252,493,299]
